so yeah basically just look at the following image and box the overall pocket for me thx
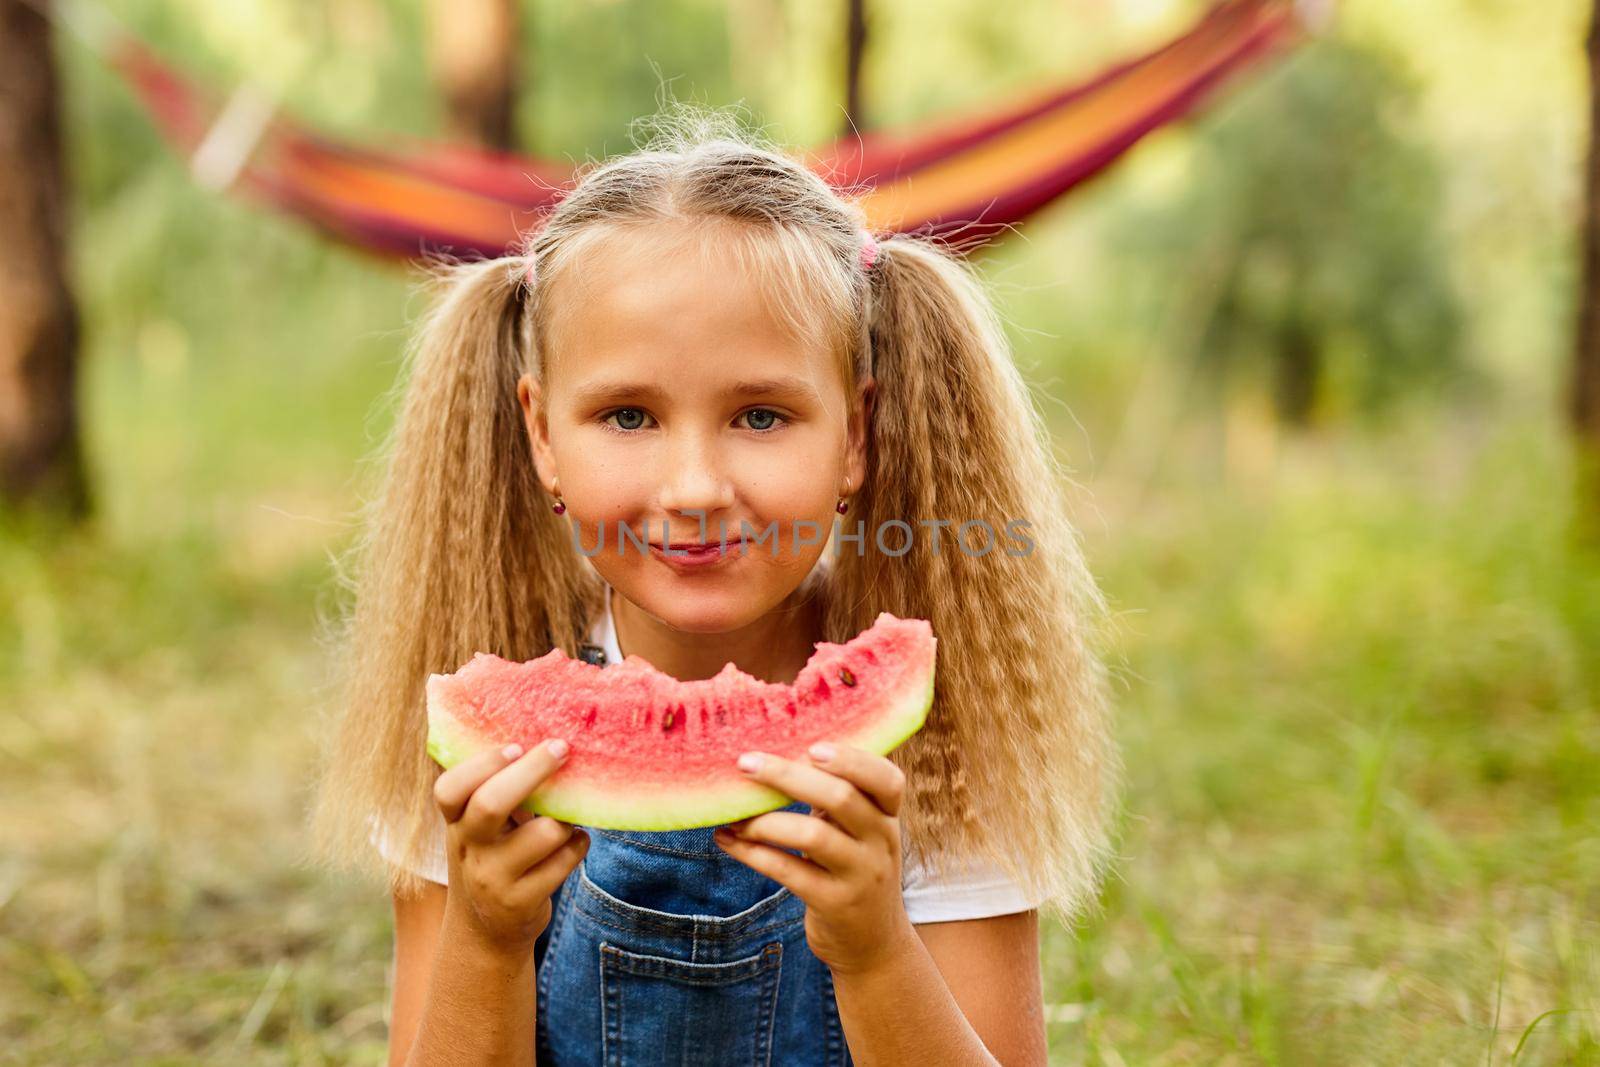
[600,941,783,1067]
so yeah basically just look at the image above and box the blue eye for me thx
[740,408,786,432]
[603,408,652,432]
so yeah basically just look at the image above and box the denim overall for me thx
[531,616,853,1065]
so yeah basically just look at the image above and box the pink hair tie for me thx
[859,234,879,272]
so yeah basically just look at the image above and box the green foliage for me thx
[1117,32,1469,424]
[523,0,739,154]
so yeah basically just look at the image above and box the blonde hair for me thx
[309,108,1121,926]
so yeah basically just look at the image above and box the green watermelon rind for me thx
[425,652,935,831]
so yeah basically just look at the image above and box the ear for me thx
[844,375,875,495]
[517,373,559,492]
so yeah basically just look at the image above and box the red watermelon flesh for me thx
[425,612,935,829]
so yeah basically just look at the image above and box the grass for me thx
[1042,416,1599,1064]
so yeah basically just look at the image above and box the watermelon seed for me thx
[662,708,675,730]
[838,667,856,687]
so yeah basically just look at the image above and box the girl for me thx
[312,113,1120,1066]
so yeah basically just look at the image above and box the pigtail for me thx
[309,254,599,897]
[826,237,1122,924]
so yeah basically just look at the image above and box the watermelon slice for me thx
[425,612,935,830]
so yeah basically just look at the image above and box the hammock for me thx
[58,0,1314,260]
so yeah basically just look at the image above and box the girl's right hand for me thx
[432,739,590,956]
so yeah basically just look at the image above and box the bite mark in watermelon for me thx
[425,612,936,829]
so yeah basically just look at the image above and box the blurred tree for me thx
[0,0,88,519]
[1575,0,1600,502]
[1121,33,1465,427]
[844,0,868,135]
[525,0,738,156]
[425,0,520,150]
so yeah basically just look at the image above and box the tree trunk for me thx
[843,0,868,136]
[1573,0,1600,515]
[0,0,89,520]
[1274,304,1319,427]
[425,0,521,151]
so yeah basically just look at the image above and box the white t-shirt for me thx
[371,585,1042,923]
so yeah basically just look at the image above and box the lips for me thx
[653,540,744,551]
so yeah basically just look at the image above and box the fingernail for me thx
[737,752,764,774]
[502,743,523,759]
[547,738,570,760]
[808,742,836,762]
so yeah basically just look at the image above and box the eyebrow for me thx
[569,375,820,407]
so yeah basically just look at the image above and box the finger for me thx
[713,829,830,903]
[736,752,881,840]
[726,810,860,874]
[805,743,907,818]
[434,742,528,823]
[461,739,571,844]
[495,816,578,879]
[507,826,590,909]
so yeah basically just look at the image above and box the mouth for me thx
[646,538,748,568]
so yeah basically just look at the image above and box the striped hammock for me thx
[68,0,1312,260]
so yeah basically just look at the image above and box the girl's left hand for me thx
[713,743,915,976]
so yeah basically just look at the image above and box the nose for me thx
[657,430,735,525]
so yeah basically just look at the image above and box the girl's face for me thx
[518,224,871,636]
